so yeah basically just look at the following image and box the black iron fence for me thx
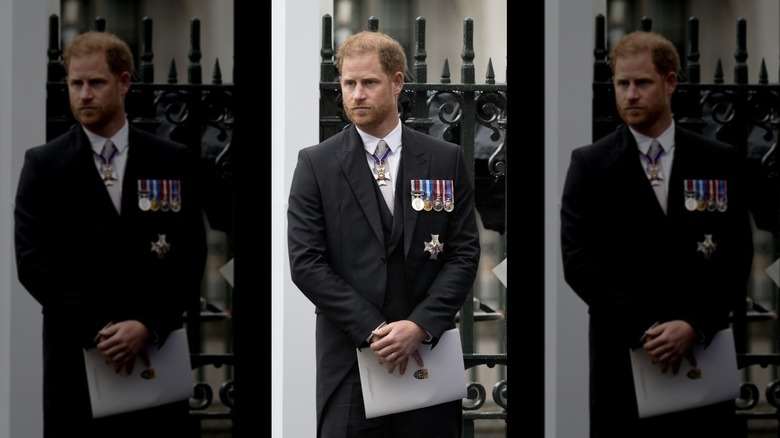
[593,14,780,435]
[319,14,508,437]
[45,14,235,435]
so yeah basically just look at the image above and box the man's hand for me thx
[95,320,151,374]
[642,320,697,374]
[369,320,428,374]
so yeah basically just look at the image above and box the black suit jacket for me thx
[14,124,207,432]
[560,123,754,433]
[287,124,481,429]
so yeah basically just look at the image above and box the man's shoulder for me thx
[675,125,735,153]
[27,126,81,158]
[575,126,625,155]
[401,125,460,153]
[130,125,189,154]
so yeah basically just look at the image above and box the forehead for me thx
[339,52,384,79]
[67,52,112,79]
[612,52,659,78]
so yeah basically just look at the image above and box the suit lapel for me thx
[616,126,668,218]
[336,127,385,244]
[71,128,122,217]
[400,128,430,255]
[666,127,691,217]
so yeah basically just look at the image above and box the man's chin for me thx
[345,114,374,129]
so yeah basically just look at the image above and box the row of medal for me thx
[137,179,182,212]
[410,179,454,212]
[684,179,727,212]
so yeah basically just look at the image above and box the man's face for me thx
[613,52,676,137]
[67,52,130,137]
[339,52,403,137]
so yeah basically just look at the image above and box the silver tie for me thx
[100,140,122,214]
[646,139,667,214]
[374,140,394,214]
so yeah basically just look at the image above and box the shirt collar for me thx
[631,123,675,156]
[84,119,130,156]
[357,119,403,154]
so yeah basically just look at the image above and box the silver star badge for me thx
[151,234,170,258]
[424,234,444,260]
[697,234,716,258]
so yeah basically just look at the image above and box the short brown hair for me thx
[335,31,407,78]
[63,31,135,77]
[609,31,680,77]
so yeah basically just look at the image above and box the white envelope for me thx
[83,327,193,418]
[630,328,740,418]
[357,327,468,419]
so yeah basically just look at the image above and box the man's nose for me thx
[352,84,367,99]
[79,86,93,100]
[625,83,639,99]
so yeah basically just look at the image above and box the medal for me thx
[695,180,706,211]
[368,144,391,187]
[423,234,444,260]
[685,196,697,211]
[423,179,433,211]
[160,180,170,212]
[171,180,182,212]
[444,180,454,212]
[411,180,424,211]
[697,234,717,259]
[139,195,152,211]
[150,234,170,258]
[706,179,717,212]
[137,179,151,211]
[645,144,664,187]
[99,143,118,186]
[150,179,160,212]
[716,179,727,212]
[433,180,443,211]
[684,180,697,211]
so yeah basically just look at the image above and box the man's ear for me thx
[119,71,132,96]
[665,71,678,95]
[392,71,404,94]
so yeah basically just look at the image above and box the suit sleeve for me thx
[287,147,387,347]
[14,147,71,308]
[560,148,623,309]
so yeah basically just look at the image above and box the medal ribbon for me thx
[370,147,391,166]
[697,179,704,202]
[161,180,169,204]
[98,145,118,182]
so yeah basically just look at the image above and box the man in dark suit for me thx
[287,31,481,438]
[560,31,754,437]
[14,31,206,437]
